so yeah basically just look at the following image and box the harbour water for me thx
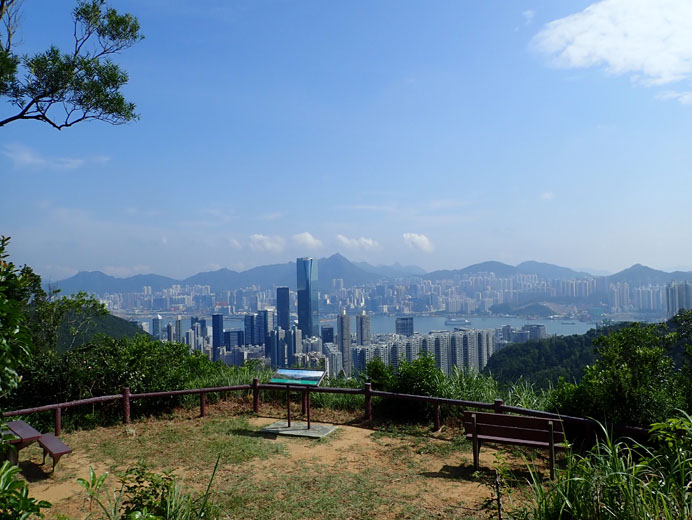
[315,315,594,337]
[161,315,594,337]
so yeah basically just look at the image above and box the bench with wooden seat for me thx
[37,433,72,471]
[462,411,566,479]
[3,420,42,466]
[2,420,72,471]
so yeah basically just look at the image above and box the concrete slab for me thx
[260,421,338,439]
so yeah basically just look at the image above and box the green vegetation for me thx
[77,461,220,520]
[518,412,692,520]
[484,328,608,387]
[0,460,50,519]
[3,336,272,430]
[550,323,684,426]
[0,0,142,129]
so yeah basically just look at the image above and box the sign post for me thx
[270,369,326,430]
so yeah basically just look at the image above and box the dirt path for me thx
[19,404,546,519]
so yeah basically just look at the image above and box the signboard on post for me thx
[269,369,326,386]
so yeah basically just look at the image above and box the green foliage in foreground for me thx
[518,411,692,520]
[0,236,38,396]
[3,335,271,430]
[0,460,51,519]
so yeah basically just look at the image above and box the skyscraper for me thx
[175,316,183,343]
[244,314,256,345]
[297,257,319,338]
[212,314,223,362]
[321,325,334,344]
[276,287,290,331]
[256,309,275,349]
[337,309,351,377]
[151,315,162,340]
[395,316,414,337]
[356,311,371,346]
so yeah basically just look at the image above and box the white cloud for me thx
[403,233,434,252]
[533,0,692,86]
[250,234,285,253]
[292,232,322,250]
[657,90,692,104]
[522,9,535,25]
[541,192,555,200]
[337,234,380,250]
[1,143,109,170]
[228,238,242,249]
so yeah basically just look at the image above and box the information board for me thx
[270,368,326,386]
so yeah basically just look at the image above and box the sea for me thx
[217,315,595,337]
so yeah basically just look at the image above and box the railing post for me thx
[434,404,441,431]
[307,388,311,429]
[364,383,373,421]
[494,399,504,414]
[200,392,207,417]
[252,378,260,413]
[54,407,62,436]
[122,387,131,424]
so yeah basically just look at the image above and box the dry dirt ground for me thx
[17,399,551,519]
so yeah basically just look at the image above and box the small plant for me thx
[0,460,51,520]
[77,457,220,520]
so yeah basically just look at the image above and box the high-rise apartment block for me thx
[667,281,692,318]
[212,313,223,362]
[356,311,371,346]
[297,257,319,337]
[276,286,290,331]
[337,309,351,377]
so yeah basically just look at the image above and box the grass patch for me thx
[83,415,285,472]
[216,461,426,520]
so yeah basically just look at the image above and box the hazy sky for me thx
[3,0,692,280]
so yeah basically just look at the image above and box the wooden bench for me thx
[3,420,42,465]
[37,434,72,471]
[462,411,566,479]
[2,420,72,471]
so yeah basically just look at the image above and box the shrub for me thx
[549,323,683,426]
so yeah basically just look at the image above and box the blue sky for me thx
[2,0,692,280]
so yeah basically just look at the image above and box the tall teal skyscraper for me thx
[297,257,319,338]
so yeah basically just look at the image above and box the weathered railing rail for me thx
[3,378,650,441]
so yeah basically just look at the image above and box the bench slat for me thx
[463,411,563,431]
[471,424,565,444]
[38,434,72,456]
[465,433,567,450]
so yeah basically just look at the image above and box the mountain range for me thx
[53,254,692,295]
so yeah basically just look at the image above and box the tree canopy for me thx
[0,0,142,129]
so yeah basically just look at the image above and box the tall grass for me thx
[518,413,692,520]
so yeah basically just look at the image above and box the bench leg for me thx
[6,448,18,466]
[51,454,63,472]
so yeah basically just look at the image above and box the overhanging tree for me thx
[0,0,142,129]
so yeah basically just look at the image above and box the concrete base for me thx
[260,421,338,439]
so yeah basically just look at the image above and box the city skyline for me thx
[4,1,692,279]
